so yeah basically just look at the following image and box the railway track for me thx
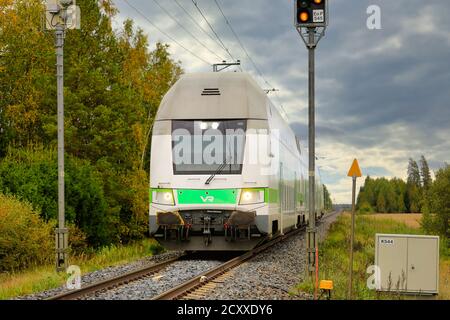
[48,210,340,300]
[153,210,341,300]
[46,255,184,300]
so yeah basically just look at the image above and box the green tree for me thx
[419,155,432,190]
[397,194,406,213]
[422,165,450,237]
[323,184,333,211]
[385,183,397,213]
[406,185,421,213]
[1,0,181,172]
[376,192,387,213]
[407,158,421,187]
[392,178,407,213]
[0,0,54,153]
[406,158,422,213]
[357,176,376,212]
[357,176,409,214]
[0,0,183,246]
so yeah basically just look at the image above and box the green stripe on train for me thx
[267,188,278,203]
[177,189,238,205]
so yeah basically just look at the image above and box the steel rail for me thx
[47,255,184,300]
[152,210,341,300]
[48,211,341,300]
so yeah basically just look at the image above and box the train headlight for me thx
[152,189,175,206]
[239,189,265,205]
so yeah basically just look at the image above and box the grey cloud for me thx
[114,0,450,201]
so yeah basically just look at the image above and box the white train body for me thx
[149,72,324,250]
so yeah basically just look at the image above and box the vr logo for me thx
[200,196,214,203]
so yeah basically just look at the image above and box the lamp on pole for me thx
[45,0,81,272]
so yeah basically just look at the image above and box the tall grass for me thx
[294,214,440,300]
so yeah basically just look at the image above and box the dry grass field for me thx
[365,213,423,229]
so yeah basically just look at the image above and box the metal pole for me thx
[348,176,357,299]
[307,27,317,276]
[55,25,68,272]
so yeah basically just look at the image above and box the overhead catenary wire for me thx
[173,0,228,57]
[190,0,241,70]
[123,0,211,66]
[152,0,225,61]
[213,0,288,120]
[213,0,271,86]
[124,0,286,119]
[273,90,289,118]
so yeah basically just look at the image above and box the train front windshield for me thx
[172,120,247,175]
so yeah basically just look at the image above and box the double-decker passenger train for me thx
[149,72,324,251]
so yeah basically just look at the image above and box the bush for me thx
[0,146,113,247]
[148,242,165,255]
[93,159,149,245]
[66,223,89,255]
[0,146,150,248]
[358,201,374,214]
[0,194,54,272]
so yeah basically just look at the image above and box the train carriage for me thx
[149,72,324,251]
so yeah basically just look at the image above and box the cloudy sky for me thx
[112,0,450,203]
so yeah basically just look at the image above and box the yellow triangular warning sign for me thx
[347,159,362,178]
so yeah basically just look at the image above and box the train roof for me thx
[155,72,268,121]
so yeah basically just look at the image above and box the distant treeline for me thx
[324,185,333,211]
[357,156,431,213]
[357,156,449,238]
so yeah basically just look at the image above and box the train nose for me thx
[153,210,262,250]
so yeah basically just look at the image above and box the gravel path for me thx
[16,251,183,300]
[204,212,341,300]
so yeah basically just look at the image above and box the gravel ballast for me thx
[16,251,183,300]
[16,212,340,300]
[204,212,341,300]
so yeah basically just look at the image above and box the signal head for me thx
[295,0,328,28]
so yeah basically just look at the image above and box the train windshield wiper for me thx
[205,158,230,185]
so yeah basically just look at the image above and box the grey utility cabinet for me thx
[375,234,440,295]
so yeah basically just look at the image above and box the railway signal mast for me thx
[294,0,328,278]
[44,0,81,272]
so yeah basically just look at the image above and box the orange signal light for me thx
[314,0,323,4]
[299,11,309,22]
